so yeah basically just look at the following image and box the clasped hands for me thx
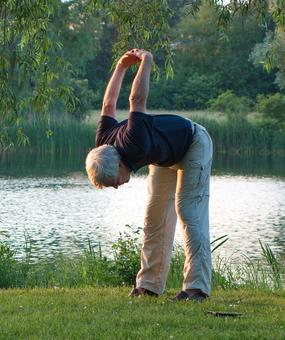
[118,48,153,68]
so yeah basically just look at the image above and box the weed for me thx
[0,230,283,291]
[259,240,283,290]
[112,225,142,286]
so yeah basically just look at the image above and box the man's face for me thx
[104,161,131,189]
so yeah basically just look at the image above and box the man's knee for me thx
[176,197,199,226]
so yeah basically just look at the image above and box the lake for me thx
[0,154,284,261]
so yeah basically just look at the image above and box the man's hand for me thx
[118,49,153,68]
[118,50,141,68]
[131,49,153,62]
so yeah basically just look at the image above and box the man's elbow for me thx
[101,101,116,116]
[102,100,116,110]
[129,94,146,112]
[129,94,145,106]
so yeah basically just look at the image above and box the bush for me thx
[112,225,141,286]
[68,79,97,119]
[208,90,252,116]
[147,73,221,110]
[255,93,285,123]
[0,243,18,288]
[175,73,221,110]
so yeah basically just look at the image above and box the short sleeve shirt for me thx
[95,111,194,172]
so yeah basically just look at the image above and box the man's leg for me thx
[136,165,177,295]
[175,124,213,297]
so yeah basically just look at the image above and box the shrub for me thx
[147,73,221,110]
[0,243,18,288]
[255,93,285,123]
[177,73,221,109]
[68,79,97,119]
[112,225,141,286]
[208,90,252,116]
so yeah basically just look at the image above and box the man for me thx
[86,49,213,301]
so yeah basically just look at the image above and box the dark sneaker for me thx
[128,287,158,297]
[171,290,208,302]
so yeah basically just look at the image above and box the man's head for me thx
[86,145,131,189]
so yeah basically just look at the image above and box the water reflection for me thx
[214,153,285,178]
[0,174,284,260]
[1,149,285,178]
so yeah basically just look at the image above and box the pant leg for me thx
[136,165,177,295]
[175,124,213,296]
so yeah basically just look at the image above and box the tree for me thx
[1,0,285,147]
[0,0,173,148]
[49,0,103,119]
[0,0,68,147]
[251,29,285,91]
[151,2,276,110]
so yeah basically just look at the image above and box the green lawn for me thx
[0,288,284,339]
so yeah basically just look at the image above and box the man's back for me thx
[96,111,194,171]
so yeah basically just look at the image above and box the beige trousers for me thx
[136,123,213,296]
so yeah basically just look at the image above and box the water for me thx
[1,167,285,261]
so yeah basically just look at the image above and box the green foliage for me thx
[53,0,101,76]
[212,242,284,291]
[259,240,283,290]
[112,225,142,286]
[174,3,275,98]
[147,73,221,110]
[251,30,285,91]
[255,93,285,123]
[0,242,17,288]
[1,0,285,148]
[67,79,97,119]
[208,90,252,116]
[0,233,283,292]
[103,0,174,78]
[0,0,74,148]
[3,113,285,176]
[211,234,229,253]
[0,0,173,147]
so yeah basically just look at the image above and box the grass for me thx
[0,287,284,339]
[4,110,285,158]
[88,109,285,157]
[1,110,284,176]
[1,230,284,292]
[0,233,284,338]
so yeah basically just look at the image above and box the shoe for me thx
[171,290,208,302]
[128,287,158,297]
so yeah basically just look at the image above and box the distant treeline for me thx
[42,1,285,124]
[2,0,285,152]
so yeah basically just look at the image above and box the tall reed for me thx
[5,113,285,158]
[1,230,283,291]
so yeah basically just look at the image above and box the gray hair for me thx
[85,145,120,189]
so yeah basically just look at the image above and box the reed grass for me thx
[3,111,285,159]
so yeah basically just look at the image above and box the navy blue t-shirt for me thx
[95,111,194,172]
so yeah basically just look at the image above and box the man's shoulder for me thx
[98,114,118,124]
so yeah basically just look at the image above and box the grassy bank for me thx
[3,111,285,158]
[1,235,284,338]
[0,287,284,339]
[1,231,284,292]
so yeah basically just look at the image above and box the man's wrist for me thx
[141,53,153,63]
[116,62,128,71]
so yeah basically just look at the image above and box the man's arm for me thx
[101,51,140,118]
[129,50,153,113]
